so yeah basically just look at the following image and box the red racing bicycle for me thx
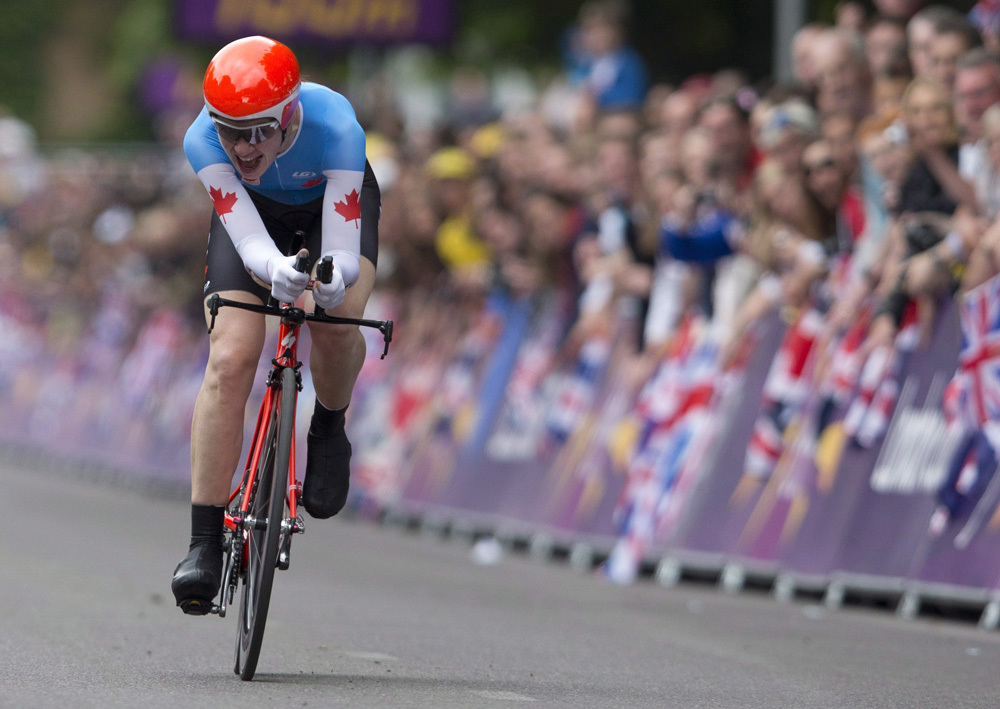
[204,253,392,680]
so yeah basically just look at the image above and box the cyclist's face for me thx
[216,117,285,182]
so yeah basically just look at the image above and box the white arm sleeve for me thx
[195,163,283,284]
[321,168,365,288]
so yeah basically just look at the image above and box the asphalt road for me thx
[2,461,1000,709]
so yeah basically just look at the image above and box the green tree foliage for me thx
[10,0,982,141]
[0,0,57,124]
[456,0,584,66]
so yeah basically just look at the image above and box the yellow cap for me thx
[426,147,475,180]
[435,215,492,268]
[469,123,505,159]
[365,132,391,161]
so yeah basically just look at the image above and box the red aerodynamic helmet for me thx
[203,36,301,129]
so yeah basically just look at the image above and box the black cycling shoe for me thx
[171,543,223,615]
[301,427,352,519]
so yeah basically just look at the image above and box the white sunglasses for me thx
[211,117,281,145]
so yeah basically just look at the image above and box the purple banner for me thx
[174,0,455,46]
[726,309,885,577]
[838,297,1000,592]
[825,303,959,579]
[342,280,1000,596]
[664,311,787,559]
[431,294,605,530]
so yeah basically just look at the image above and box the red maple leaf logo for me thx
[333,189,361,228]
[301,177,324,188]
[209,186,238,223]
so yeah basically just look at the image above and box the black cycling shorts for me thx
[204,159,380,302]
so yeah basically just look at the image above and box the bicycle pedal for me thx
[177,598,220,616]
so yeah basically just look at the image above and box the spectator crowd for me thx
[3,0,1000,574]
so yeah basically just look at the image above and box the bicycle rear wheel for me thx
[235,365,296,680]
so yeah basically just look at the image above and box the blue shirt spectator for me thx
[660,210,742,263]
[576,0,648,110]
[585,47,648,110]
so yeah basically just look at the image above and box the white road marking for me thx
[469,690,538,702]
[343,651,399,662]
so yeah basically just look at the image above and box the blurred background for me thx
[5,0,799,143]
[7,0,1000,600]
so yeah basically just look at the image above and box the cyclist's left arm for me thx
[320,167,364,288]
[318,102,367,294]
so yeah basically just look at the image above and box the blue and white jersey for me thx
[184,81,366,287]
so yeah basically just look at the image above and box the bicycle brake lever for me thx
[380,320,394,359]
[207,294,221,334]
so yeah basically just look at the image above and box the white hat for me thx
[760,100,818,148]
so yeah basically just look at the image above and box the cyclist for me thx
[171,36,380,614]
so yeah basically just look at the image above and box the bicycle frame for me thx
[205,291,393,618]
[225,305,303,541]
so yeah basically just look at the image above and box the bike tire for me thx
[235,365,296,680]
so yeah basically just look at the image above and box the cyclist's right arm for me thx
[184,114,304,299]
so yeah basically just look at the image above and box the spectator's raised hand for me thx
[961,216,1000,292]
[904,209,987,296]
[954,207,988,253]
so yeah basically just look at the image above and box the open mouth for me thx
[236,155,263,174]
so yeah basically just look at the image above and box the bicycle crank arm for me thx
[215,542,239,619]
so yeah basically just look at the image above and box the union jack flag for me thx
[502,341,552,428]
[842,344,896,447]
[744,307,824,479]
[487,331,558,460]
[391,354,440,436]
[937,280,1000,537]
[434,310,501,435]
[821,303,872,405]
[545,336,610,443]
[947,275,1000,429]
[842,304,919,448]
[609,326,723,579]
[634,315,701,424]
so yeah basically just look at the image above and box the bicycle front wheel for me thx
[235,365,296,681]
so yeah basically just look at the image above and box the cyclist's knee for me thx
[310,323,365,359]
[205,340,259,393]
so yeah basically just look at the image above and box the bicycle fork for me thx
[214,357,305,618]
